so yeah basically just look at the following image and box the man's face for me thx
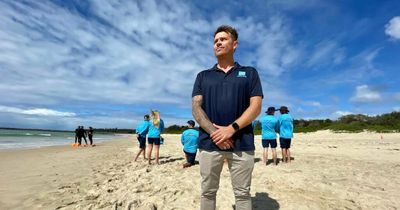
[214,31,237,58]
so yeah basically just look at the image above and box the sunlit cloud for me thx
[350,85,382,103]
[0,105,76,117]
[385,16,400,40]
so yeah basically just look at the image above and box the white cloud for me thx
[350,85,382,103]
[393,107,400,112]
[334,111,353,116]
[0,1,299,108]
[0,105,76,117]
[0,1,306,130]
[249,16,301,77]
[385,16,400,40]
[307,40,345,67]
[332,110,353,119]
[303,101,321,107]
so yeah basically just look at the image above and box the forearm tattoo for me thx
[192,95,216,134]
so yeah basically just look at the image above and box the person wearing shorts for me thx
[278,106,294,163]
[134,115,150,162]
[146,110,165,165]
[259,107,279,165]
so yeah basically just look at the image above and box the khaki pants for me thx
[199,150,255,210]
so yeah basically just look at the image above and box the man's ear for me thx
[233,40,238,51]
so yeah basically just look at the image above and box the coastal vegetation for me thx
[2,112,399,134]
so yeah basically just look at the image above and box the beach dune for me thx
[0,131,399,209]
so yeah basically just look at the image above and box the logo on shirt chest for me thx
[237,71,247,78]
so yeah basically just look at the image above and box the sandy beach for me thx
[0,131,399,209]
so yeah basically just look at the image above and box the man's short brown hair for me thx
[214,25,238,41]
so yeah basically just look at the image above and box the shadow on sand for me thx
[252,192,280,210]
[231,192,279,210]
[160,157,184,164]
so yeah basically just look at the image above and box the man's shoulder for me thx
[237,64,258,72]
[197,68,215,75]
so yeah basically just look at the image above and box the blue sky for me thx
[0,0,399,130]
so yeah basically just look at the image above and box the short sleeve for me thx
[250,69,263,98]
[192,72,203,97]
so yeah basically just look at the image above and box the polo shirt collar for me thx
[212,62,242,73]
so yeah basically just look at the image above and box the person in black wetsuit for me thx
[77,126,88,146]
[74,126,79,145]
[88,127,94,146]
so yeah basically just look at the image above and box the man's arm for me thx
[211,96,262,144]
[192,95,234,149]
[192,95,216,134]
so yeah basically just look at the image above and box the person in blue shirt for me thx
[278,106,294,163]
[181,120,199,168]
[146,110,165,165]
[134,114,150,162]
[259,107,279,165]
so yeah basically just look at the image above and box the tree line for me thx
[291,111,400,133]
[3,111,398,134]
[161,111,400,134]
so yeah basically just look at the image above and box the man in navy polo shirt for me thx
[192,25,263,210]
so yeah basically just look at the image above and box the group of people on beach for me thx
[73,126,94,147]
[135,114,200,168]
[256,106,294,165]
[134,110,165,165]
[134,105,293,168]
[134,25,294,210]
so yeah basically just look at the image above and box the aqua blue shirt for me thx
[136,120,150,136]
[181,128,199,153]
[278,114,293,138]
[259,115,279,140]
[147,119,165,138]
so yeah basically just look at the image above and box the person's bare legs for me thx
[262,148,268,165]
[287,149,291,163]
[281,149,285,163]
[183,153,189,167]
[272,148,277,165]
[134,149,144,161]
[143,146,147,160]
[147,144,153,164]
[154,145,160,164]
[283,149,288,163]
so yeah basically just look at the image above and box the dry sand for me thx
[0,131,399,209]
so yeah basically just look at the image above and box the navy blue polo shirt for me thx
[192,62,263,151]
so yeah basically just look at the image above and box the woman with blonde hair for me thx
[146,110,165,165]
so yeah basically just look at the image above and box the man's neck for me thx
[217,57,235,73]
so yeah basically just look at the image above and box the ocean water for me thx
[0,129,120,150]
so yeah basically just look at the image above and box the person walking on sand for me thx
[278,106,294,163]
[134,115,151,161]
[181,120,199,168]
[192,25,263,210]
[146,110,165,165]
[259,107,279,165]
